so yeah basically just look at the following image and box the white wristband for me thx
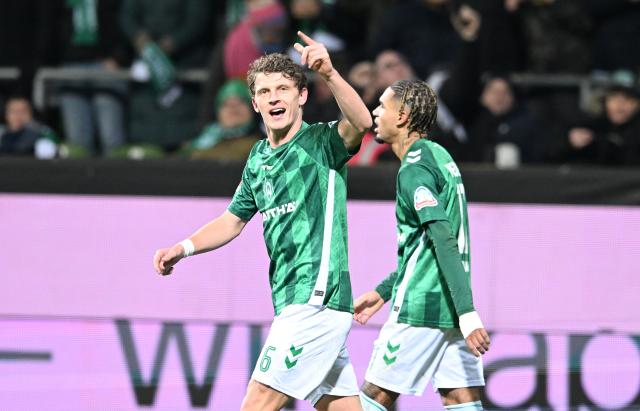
[459,311,484,339]
[179,239,195,257]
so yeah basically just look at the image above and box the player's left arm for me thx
[426,219,490,357]
[294,31,372,151]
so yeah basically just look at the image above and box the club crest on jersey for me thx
[414,186,438,210]
[263,179,274,199]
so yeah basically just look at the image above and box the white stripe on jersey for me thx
[309,169,336,306]
[389,232,426,322]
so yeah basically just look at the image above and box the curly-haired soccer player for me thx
[354,79,490,411]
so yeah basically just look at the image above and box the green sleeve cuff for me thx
[375,271,398,302]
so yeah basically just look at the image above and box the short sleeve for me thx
[318,121,355,169]
[227,164,257,221]
[399,165,448,225]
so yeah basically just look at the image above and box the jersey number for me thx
[260,346,276,372]
[456,184,470,272]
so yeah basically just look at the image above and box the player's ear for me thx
[298,87,308,106]
[252,98,259,113]
[396,108,409,128]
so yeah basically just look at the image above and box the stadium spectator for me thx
[427,2,523,162]
[368,0,460,78]
[224,0,288,79]
[282,0,368,61]
[504,0,590,158]
[507,0,592,74]
[374,50,418,95]
[588,0,640,72]
[549,71,640,165]
[348,61,378,112]
[184,79,262,161]
[0,97,58,159]
[345,60,394,166]
[120,0,212,152]
[346,51,418,166]
[0,0,42,106]
[467,75,544,165]
[38,0,130,157]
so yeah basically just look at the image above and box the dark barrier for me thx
[2,158,640,205]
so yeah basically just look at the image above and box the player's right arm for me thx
[354,271,398,324]
[293,31,371,151]
[153,210,247,276]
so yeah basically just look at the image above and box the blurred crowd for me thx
[1,0,640,167]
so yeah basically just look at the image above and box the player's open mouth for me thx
[269,108,286,120]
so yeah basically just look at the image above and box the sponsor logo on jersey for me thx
[414,186,438,210]
[263,179,274,200]
[261,201,298,221]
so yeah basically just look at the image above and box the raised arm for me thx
[293,31,372,151]
[153,210,247,276]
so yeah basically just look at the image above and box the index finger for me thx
[297,31,316,45]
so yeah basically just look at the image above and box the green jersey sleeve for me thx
[318,121,355,169]
[375,271,398,302]
[427,220,475,316]
[227,164,257,221]
[399,164,448,225]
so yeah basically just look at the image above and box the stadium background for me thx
[1,0,640,410]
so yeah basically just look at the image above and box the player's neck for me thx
[392,132,421,160]
[267,112,303,148]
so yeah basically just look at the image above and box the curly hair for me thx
[246,53,308,95]
[390,79,438,137]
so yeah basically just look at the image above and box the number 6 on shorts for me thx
[260,346,276,372]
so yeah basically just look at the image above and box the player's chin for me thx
[373,134,388,144]
[373,130,389,144]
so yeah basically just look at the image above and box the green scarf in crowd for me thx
[189,122,255,151]
[141,42,176,93]
[66,0,98,46]
[141,42,182,107]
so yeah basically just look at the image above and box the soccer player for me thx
[354,80,490,411]
[153,31,371,411]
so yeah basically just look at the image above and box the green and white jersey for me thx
[228,121,354,316]
[389,139,470,328]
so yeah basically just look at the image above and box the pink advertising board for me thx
[1,194,639,409]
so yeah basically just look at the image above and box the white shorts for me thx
[364,320,485,395]
[251,304,359,405]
